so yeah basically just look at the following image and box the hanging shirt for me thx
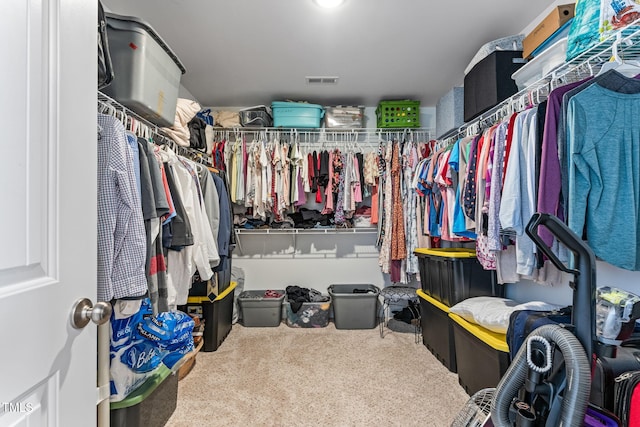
[138,139,171,313]
[235,138,245,205]
[567,83,640,271]
[162,162,194,250]
[196,164,221,256]
[126,131,142,196]
[281,143,291,214]
[487,121,508,252]
[244,139,255,208]
[403,140,420,274]
[97,114,147,302]
[378,142,394,272]
[499,108,538,277]
[160,148,219,306]
[451,137,477,239]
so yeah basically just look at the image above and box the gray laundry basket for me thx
[328,284,380,329]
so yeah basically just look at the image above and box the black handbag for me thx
[188,116,208,151]
[98,0,114,89]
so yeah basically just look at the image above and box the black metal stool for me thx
[379,285,419,341]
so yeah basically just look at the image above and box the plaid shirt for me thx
[97,114,148,301]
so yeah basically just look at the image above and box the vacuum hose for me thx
[490,325,591,427]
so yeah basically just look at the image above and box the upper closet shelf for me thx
[442,23,640,145]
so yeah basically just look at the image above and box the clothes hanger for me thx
[597,32,640,77]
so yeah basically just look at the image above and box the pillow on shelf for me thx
[449,296,562,334]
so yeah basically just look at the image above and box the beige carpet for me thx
[165,323,469,427]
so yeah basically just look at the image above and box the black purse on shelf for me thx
[98,0,114,89]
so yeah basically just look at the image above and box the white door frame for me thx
[0,0,98,426]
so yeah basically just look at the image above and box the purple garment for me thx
[334,154,347,224]
[536,78,590,248]
[462,134,481,220]
[295,169,307,206]
[390,259,402,283]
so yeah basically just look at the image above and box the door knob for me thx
[71,298,112,329]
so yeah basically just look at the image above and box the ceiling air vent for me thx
[306,76,339,85]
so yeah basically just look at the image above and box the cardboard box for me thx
[522,4,575,59]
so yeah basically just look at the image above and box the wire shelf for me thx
[209,127,435,146]
[442,23,640,145]
[98,91,213,166]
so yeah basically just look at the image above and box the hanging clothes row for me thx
[220,128,434,284]
[376,137,428,284]
[424,64,640,287]
[224,132,382,229]
[97,96,234,314]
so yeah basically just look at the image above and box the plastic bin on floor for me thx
[238,290,285,327]
[328,284,380,329]
[449,312,510,396]
[417,289,456,373]
[284,299,331,328]
[414,248,501,307]
[181,281,236,352]
[110,365,178,427]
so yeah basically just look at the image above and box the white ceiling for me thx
[102,0,557,108]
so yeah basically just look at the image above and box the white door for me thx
[0,1,98,426]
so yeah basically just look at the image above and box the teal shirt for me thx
[567,83,640,271]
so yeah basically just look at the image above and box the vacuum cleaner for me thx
[490,213,640,427]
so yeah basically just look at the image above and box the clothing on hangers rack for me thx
[97,91,239,314]
[415,25,640,287]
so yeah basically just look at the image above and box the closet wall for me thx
[207,127,434,293]
[178,1,640,304]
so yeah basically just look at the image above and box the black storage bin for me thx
[110,366,178,427]
[450,312,510,396]
[414,248,501,307]
[180,281,236,352]
[463,50,525,122]
[417,289,456,373]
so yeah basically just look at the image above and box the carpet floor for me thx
[165,323,470,427]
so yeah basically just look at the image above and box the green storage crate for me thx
[375,100,420,128]
[110,365,178,427]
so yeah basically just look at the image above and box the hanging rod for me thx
[209,127,435,143]
[441,22,640,146]
[98,91,212,166]
[98,91,169,139]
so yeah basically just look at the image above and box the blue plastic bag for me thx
[109,299,194,401]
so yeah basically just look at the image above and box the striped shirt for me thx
[97,114,148,301]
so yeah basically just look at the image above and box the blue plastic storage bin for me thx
[272,101,324,128]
